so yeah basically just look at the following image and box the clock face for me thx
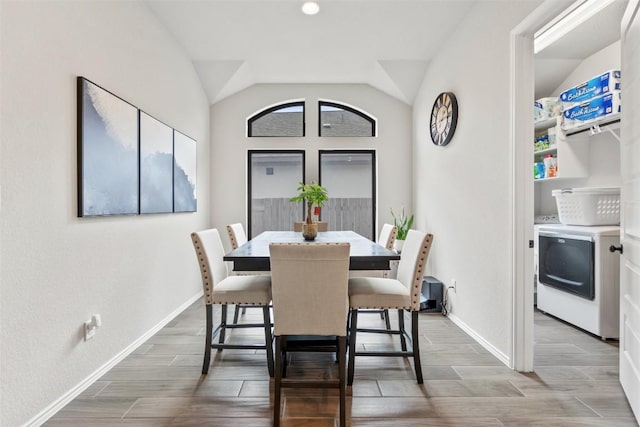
[430,92,458,146]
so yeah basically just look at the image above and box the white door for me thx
[620,0,640,422]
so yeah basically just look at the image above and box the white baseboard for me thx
[25,292,203,427]
[446,312,511,367]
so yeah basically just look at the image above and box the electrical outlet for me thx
[84,320,96,340]
[451,279,457,293]
[83,314,102,341]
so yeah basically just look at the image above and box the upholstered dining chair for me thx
[226,223,258,323]
[351,223,398,329]
[378,223,398,253]
[191,228,274,376]
[226,222,248,250]
[347,229,433,385]
[269,242,350,427]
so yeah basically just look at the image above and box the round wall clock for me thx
[429,92,458,146]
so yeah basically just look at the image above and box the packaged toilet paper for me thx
[559,70,621,110]
[561,91,621,131]
[534,97,560,122]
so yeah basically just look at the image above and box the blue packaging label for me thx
[563,93,619,122]
[560,70,621,104]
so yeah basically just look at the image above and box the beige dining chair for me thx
[348,229,433,384]
[226,223,261,323]
[269,242,350,427]
[351,223,398,329]
[226,222,248,250]
[191,228,274,376]
[378,223,398,252]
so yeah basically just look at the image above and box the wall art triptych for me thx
[77,77,197,217]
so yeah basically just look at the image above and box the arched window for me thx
[318,100,377,137]
[247,101,305,137]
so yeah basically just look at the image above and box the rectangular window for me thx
[248,150,305,238]
[319,150,376,240]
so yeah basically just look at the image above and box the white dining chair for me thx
[269,242,350,427]
[348,229,433,384]
[191,228,274,376]
[351,223,398,329]
[226,222,248,250]
[226,223,255,323]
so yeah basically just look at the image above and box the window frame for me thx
[247,100,306,137]
[318,100,377,137]
[318,149,377,240]
[247,149,306,238]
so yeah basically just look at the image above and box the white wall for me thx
[210,84,412,246]
[536,41,622,215]
[0,2,209,425]
[413,1,540,362]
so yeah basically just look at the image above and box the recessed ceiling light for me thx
[302,1,320,15]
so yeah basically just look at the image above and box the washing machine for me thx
[536,224,620,339]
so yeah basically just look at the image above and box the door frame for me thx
[318,149,377,240]
[247,149,306,239]
[510,0,574,371]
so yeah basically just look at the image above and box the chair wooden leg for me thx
[202,304,213,374]
[263,305,274,377]
[273,336,282,427]
[282,336,288,378]
[347,309,358,386]
[218,304,228,350]
[398,309,407,351]
[383,309,391,330]
[338,336,347,427]
[233,306,248,324]
[411,310,423,384]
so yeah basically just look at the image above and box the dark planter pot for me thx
[302,223,318,241]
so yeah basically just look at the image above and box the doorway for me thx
[510,0,626,370]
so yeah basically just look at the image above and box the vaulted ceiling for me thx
[146,0,478,105]
[147,0,627,105]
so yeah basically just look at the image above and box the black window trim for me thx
[247,100,306,137]
[318,100,377,137]
[318,149,376,240]
[247,149,306,238]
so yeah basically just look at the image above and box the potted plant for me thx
[390,208,414,253]
[290,181,329,240]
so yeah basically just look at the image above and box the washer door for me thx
[538,232,595,300]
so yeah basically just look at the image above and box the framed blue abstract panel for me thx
[140,112,173,214]
[77,77,139,216]
[173,130,197,212]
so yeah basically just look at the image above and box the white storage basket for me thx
[552,187,620,226]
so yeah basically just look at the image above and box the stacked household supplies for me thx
[533,97,558,180]
[534,97,560,123]
[560,70,621,131]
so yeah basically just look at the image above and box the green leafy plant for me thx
[390,208,414,240]
[290,181,329,224]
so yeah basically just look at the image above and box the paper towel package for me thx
[561,91,621,130]
[559,70,621,110]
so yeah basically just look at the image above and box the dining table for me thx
[223,230,399,272]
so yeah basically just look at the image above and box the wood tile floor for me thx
[45,301,638,426]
